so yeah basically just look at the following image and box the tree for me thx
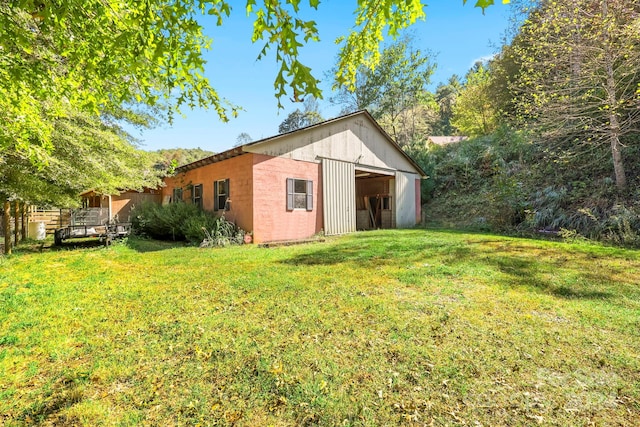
[451,62,499,137]
[433,75,463,135]
[335,0,509,91]
[235,133,254,146]
[1,0,508,253]
[508,0,640,190]
[330,35,436,145]
[278,97,324,133]
[377,95,439,146]
[153,148,216,170]
[1,108,162,208]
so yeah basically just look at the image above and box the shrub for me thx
[598,203,640,247]
[487,173,528,231]
[131,202,219,243]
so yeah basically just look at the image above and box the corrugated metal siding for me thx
[322,159,356,235]
[395,171,417,228]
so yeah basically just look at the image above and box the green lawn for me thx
[1,229,639,426]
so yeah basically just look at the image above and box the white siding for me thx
[322,159,356,235]
[395,171,418,228]
[245,115,421,175]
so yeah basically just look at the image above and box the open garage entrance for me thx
[355,169,395,230]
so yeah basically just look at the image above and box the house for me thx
[427,136,468,146]
[80,188,162,224]
[162,110,427,244]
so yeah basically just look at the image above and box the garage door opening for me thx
[355,171,395,230]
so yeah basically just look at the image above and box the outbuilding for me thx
[162,110,426,244]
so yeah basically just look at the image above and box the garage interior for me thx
[355,171,395,230]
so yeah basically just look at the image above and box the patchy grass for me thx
[0,230,639,426]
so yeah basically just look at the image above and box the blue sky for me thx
[132,0,512,153]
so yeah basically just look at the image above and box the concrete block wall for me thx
[162,155,254,234]
[251,154,322,243]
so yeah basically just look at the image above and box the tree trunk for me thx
[603,0,627,191]
[3,200,11,255]
[14,200,19,245]
[609,116,627,191]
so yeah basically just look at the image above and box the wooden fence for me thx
[0,207,72,239]
[29,208,73,235]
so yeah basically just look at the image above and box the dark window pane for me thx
[294,179,306,194]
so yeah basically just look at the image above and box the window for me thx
[286,178,313,211]
[192,184,203,209]
[172,188,183,203]
[214,179,230,211]
[381,196,391,210]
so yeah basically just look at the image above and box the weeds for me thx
[200,214,246,247]
[418,129,640,247]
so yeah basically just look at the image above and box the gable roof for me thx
[427,136,468,146]
[176,110,426,177]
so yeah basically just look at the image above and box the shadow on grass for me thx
[7,236,186,255]
[8,238,106,254]
[283,230,621,301]
[282,231,458,266]
[124,236,188,253]
[489,254,613,300]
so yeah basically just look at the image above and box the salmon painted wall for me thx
[111,190,162,222]
[162,155,254,233]
[251,154,322,243]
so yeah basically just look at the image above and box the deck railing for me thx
[71,208,110,226]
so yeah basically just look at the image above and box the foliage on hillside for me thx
[417,127,640,246]
[151,147,215,172]
[400,1,640,248]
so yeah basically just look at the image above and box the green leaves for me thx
[249,1,322,107]
[335,1,426,92]
[463,0,511,13]
[1,0,511,205]
[502,0,640,190]
[451,63,498,137]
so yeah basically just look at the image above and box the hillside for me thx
[413,129,640,247]
[151,147,216,171]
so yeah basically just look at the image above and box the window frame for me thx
[172,187,183,204]
[381,195,391,211]
[214,179,230,211]
[286,178,313,211]
[192,184,203,209]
